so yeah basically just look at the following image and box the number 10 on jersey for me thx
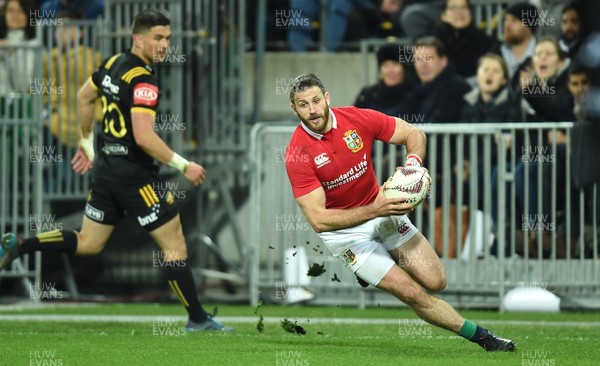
[101,95,127,138]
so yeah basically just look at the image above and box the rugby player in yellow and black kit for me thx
[0,9,233,331]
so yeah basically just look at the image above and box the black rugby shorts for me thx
[84,176,179,232]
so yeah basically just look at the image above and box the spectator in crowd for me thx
[460,53,528,256]
[354,43,416,178]
[529,0,569,37]
[354,43,415,116]
[567,61,590,122]
[461,54,521,125]
[572,0,600,256]
[40,0,104,20]
[400,0,444,40]
[398,35,471,257]
[520,36,573,124]
[558,1,584,57]
[517,37,576,258]
[575,0,600,121]
[0,0,39,193]
[345,0,404,47]
[287,0,371,52]
[0,0,39,95]
[43,10,102,149]
[434,0,499,84]
[569,62,599,257]
[399,36,470,125]
[492,2,538,94]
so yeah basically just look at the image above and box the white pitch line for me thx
[0,314,599,327]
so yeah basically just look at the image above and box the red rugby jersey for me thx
[285,106,396,209]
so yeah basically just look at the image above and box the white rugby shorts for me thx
[318,215,418,286]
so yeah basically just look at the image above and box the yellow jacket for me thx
[43,46,103,147]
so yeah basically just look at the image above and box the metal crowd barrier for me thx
[249,122,600,309]
[103,0,248,154]
[0,42,44,293]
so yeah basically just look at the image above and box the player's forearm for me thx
[405,128,427,161]
[308,205,377,233]
[136,131,177,165]
[77,94,97,137]
[390,117,427,161]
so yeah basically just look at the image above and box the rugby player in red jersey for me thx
[284,73,515,351]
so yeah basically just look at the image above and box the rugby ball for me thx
[383,166,432,206]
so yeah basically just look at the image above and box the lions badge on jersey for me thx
[343,130,363,153]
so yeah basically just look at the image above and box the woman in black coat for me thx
[434,0,499,82]
[354,43,416,178]
[354,43,416,117]
[518,37,579,257]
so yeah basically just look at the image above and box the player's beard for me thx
[300,105,330,135]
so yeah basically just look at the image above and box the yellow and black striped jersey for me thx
[89,50,161,181]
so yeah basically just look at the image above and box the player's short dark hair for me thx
[131,9,170,35]
[289,73,326,104]
[413,35,446,58]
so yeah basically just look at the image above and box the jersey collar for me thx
[300,109,337,140]
[128,49,155,73]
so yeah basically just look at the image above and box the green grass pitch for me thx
[1,303,600,365]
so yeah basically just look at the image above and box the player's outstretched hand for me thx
[71,146,93,175]
[184,162,206,186]
[371,184,415,217]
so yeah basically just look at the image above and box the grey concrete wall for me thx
[245,52,378,121]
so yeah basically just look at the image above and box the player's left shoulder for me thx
[336,106,385,128]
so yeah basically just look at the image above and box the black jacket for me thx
[521,60,575,123]
[461,87,521,124]
[399,66,471,177]
[354,80,414,117]
[434,22,499,78]
[460,86,524,164]
[399,66,471,123]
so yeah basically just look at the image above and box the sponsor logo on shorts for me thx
[138,212,159,226]
[341,248,356,266]
[398,223,410,235]
[314,152,330,168]
[133,83,158,106]
[85,203,105,221]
